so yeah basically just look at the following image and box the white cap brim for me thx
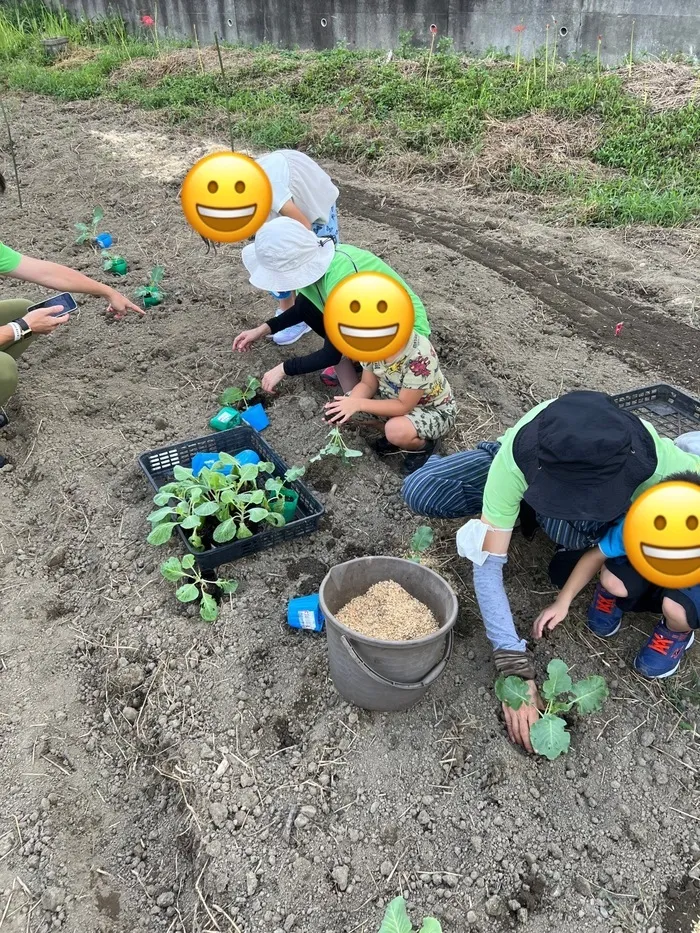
[242,239,335,293]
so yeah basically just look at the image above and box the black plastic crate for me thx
[611,384,700,440]
[138,426,325,571]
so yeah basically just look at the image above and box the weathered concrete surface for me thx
[62,0,699,64]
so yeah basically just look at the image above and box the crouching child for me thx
[323,330,457,475]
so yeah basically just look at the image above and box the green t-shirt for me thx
[482,398,700,529]
[0,242,21,274]
[298,245,430,338]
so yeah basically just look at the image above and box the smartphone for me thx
[26,292,78,318]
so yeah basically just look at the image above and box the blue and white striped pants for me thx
[402,442,609,551]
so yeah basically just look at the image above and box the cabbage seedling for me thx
[378,896,441,933]
[135,265,166,306]
[496,659,608,760]
[160,554,237,622]
[74,206,104,245]
[220,377,262,411]
[407,525,434,562]
[264,466,306,511]
[101,250,128,275]
[310,427,363,464]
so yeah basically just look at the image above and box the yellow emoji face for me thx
[181,152,272,243]
[324,272,415,363]
[622,481,700,588]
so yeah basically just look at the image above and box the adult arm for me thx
[0,305,71,349]
[533,547,606,639]
[278,199,313,230]
[8,256,143,317]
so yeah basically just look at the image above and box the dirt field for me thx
[1,94,700,933]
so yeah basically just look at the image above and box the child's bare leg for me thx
[662,596,692,633]
[385,416,425,451]
[599,566,629,598]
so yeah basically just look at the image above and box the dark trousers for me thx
[266,295,342,377]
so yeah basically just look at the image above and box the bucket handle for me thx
[340,630,454,691]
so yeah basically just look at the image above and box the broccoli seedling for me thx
[378,896,441,933]
[496,659,609,760]
[407,525,434,563]
[160,554,237,623]
[219,376,262,411]
[310,427,363,465]
[101,250,127,275]
[135,265,166,305]
[74,206,105,245]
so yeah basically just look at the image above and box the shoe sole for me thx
[634,631,695,679]
[586,620,622,638]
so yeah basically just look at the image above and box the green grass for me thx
[1,2,700,226]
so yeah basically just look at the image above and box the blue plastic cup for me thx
[191,452,233,477]
[95,232,112,249]
[287,594,324,632]
[241,403,269,432]
[234,449,261,466]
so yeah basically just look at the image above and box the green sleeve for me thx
[0,242,22,274]
[481,442,528,529]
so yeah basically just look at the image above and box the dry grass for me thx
[624,60,700,112]
[52,45,99,69]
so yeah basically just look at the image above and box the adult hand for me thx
[503,680,543,754]
[105,289,144,320]
[324,395,360,425]
[24,305,71,335]
[532,599,570,639]
[261,363,286,394]
[233,325,266,352]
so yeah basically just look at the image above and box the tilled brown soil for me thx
[1,95,699,933]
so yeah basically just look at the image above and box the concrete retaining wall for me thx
[60,0,699,64]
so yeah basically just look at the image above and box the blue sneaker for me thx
[586,583,623,637]
[634,620,695,679]
[272,308,310,346]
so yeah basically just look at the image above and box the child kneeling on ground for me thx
[532,470,700,679]
[323,330,457,475]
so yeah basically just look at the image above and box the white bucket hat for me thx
[241,216,335,293]
[675,431,700,456]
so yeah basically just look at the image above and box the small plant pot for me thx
[143,294,162,308]
[191,452,233,477]
[241,403,269,432]
[234,448,261,466]
[41,36,69,58]
[287,594,325,633]
[209,407,242,432]
[110,258,128,276]
[280,488,299,522]
[94,232,112,249]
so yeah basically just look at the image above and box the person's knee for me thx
[600,567,629,598]
[662,595,691,631]
[0,353,18,407]
[402,462,434,513]
[385,417,416,447]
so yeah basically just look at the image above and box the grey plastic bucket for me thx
[319,556,459,712]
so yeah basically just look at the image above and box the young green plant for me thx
[220,377,262,411]
[496,659,608,760]
[160,554,237,622]
[406,525,434,563]
[74,206,104,245]
[147,455,285,550]
[101,250,127,275]
[378,896,441,933]
[310,427,363,465]
[264,466,306,513]
[135,265,166,305]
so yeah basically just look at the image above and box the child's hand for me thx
[324,396,361,425]
[532,599,570,639]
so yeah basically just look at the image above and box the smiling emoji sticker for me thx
[324,272,415,363]
[181,152,272,242]
[623,480,700,588]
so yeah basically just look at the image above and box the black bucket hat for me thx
[512,391,658,523]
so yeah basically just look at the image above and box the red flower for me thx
[430,23,438,34]
[141,14,155,26]
[597,34,603,42]
[514,24,526,33]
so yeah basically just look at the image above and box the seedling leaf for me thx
[542,659,573,701]
[181,554,196,570]
[213,518,237,543]
[147,506,174,524]
[419,920,443,933]
[147,522,176,545]
[530,713,571,760]
[344,448,363,457]
[200,592,218,622]
[284,466,306,482]
[411,525,434,555]
[180,514,202,530]
[378,896,412,933]
[175,583,199,603]
[570,675,609,714]
[160,557,184,582]
[236,523,253,539]
[219,579,239,595]
[264,512,285,527]
[495,675,531,710]
[194,501,220,516]
[173,465,193,481]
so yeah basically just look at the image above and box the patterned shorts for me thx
[406,403,458,441]
[312,202,340,243]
